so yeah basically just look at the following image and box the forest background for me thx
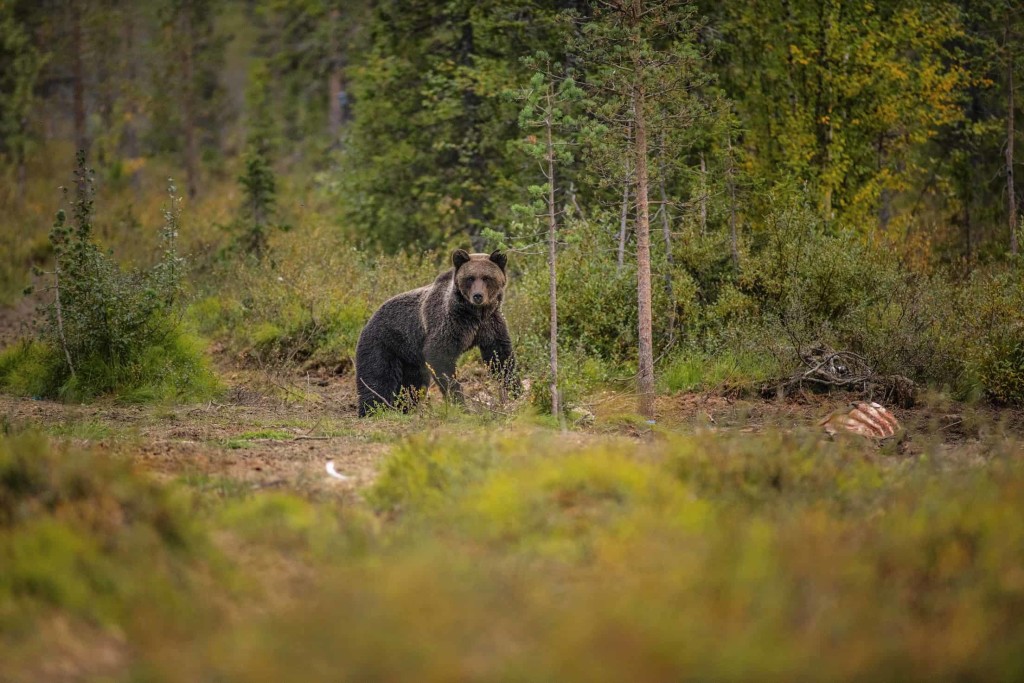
[2,2,1024,681]
[0,0,1022,409]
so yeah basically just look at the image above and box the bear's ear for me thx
[452,249,471,270]
[488,250,507,272]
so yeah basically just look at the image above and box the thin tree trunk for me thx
[16,153,26,202]
[544,86,561,421]
[817,2,835,223]
[657,133,675,346]
[568,181,585,220]
[617,123,632,272]
[633,83,655,420]
[876,135,892,232]
[964,205,975,258]
[123,8,142,197]
[327,7,344,139]
[71,6,88,155]
[52,262,75,377]
[123,9,142,196]
[181,9,199,199]
[698,150,707,235]
[726,133,740,271]
[617,183,630,271]
[1008,24,1018,256]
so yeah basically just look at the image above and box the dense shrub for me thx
[192,235,440,370]
[0,156,217,401]
[957,268,1024,405]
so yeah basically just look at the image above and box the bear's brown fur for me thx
[354,249,519,416]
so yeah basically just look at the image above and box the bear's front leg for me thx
[477,312,521,399]
[424,340,464,405]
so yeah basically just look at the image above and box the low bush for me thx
[0,155,217,402]
[957,268,1024,405]
[0,432,205,634]
[192,234,438,370]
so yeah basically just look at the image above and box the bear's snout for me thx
[461,276,492,306]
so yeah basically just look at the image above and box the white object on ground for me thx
[325,460,351,481]
[819,401,901,439]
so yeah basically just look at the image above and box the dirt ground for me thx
[2,304,1021,494]
[3,365,1018,494]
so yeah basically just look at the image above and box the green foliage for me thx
[196,428,1024,682]
[957,268,1024,405]
[149,0,229,157]
[368,433,503,517]
[660,349,780,393]
[0,156,216,402]
[711,0,966,227]
[5,419,1024,679]
[341,0,568,249]
[235,59,282,261]
[0,329,218,403]
[192,237,438,370]
[0,341,62,398]
[0,1,45,169]
[0,432,201,626]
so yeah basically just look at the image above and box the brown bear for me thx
[355,249,519,416]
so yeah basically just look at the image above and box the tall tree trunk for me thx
[327,7,344,139]
[1008,25,1019,256]
[816,1,835,223]
[458,14,486,247]
[698,150,707,235]
[617,182,630,271]
[181,9,199,199]
[544,87,561,421]
[15,152,27,203]
[726,133,740,271]
[71,6,88,156]
[657,133,675,346]
[617,122,632,272]
[123,8,142,196]
[876,135,892,232]
[633,83,655,420]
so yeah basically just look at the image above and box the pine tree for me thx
[343,0,572,249]
[237,60,279,261]
[0,1,45,198]
[153,0,228,199]
[512,54,581,420]
[576,0,713,419]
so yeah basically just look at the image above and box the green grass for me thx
[44,420,119,441]
[209,427,1024,681]
[0,331,220,403]
[0,433,209,633]
[235,429,292,441]
[659,349,781,393]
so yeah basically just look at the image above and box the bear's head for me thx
[452,249,507,308]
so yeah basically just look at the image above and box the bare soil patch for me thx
[3,302,1022,493]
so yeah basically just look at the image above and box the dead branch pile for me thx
[764,344,917,407]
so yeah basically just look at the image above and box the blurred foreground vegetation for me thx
[2,418,1024,680]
